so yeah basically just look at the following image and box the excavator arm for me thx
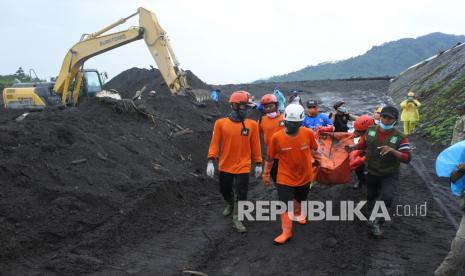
[53,7,189,105]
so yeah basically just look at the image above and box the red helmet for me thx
[261,94,278,105]
[229,91,250,104]
[354,115,375,132]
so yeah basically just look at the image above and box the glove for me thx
[206,161,215,178]
[349,150,365,170]
[255,165,263,178]
[262,161,273,187]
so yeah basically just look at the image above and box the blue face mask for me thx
[338,107,348,114]
[379,121,395,130]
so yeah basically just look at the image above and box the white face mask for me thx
[266,112,278,118]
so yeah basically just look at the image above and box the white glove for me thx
[206,161,215,178]
[255,165,263,178]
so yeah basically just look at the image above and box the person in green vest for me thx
[346,106,412,236]
[400,91,421,135]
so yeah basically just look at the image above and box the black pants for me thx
[276,183,310,204]
[270,159,279,183]
[219,172,249,202]
[366,172,399,223]
[355,164,366,185]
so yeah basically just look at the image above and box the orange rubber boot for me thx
[274,213,293,245]
[294,201,307,225]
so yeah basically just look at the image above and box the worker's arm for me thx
[451,163,465,183]
[207,120,222,160]
[263,135,278,186]
[346,133,367,152]
[378,137,411,163]
[349,114,358,121]
[329,113,336,122]
[250,122,262,165]
[400,100,407,108]
[413,100,421,107]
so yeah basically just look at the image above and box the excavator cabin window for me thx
[83,70,103,96]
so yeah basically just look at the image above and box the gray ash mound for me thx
[104,67,210,98]
[0,69,227,274]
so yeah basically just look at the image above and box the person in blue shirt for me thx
[210,89,219,102]
[273,88,286,113]
[302,100,334,132]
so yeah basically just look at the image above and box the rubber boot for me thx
[232,201,247,233]
[294,200,307,225]
[274,213,293,245]
[222,200,233,216]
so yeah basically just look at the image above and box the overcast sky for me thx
[1,0,465,84]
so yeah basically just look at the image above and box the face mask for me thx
[266,111,278,118]
[229,109,249,122]
[338,107,348,113]
[374,119,380,125]
[379,121,396,130]
[285,121,301,134]
[308,108,318,116]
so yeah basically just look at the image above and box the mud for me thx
[0,69,459,275]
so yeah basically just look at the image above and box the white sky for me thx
[1,0,465,84]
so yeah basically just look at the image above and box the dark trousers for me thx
[219,172,249,202]
[276,183,310,204]
[366,172,399,223]
[270,159,279,183]
[355,164,366,185]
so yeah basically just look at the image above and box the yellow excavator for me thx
[3,7,191,109]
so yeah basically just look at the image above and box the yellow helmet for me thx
[375,106,383,113]
[407,91,415,97]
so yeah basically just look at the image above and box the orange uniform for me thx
[208,118,262,174]
[259,114,285,147]
[268,128,318,186]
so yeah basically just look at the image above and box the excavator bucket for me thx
[313,132,354,185]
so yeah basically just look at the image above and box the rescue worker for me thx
[400,91,421,135]
[451,103,465,145]
[259,94,285,183]
[207,91,263,233]
[263,104,319,244]
[350,115,376,189]
[289,90,303,105]
[329,101,358,132]
[273,88,286,113]
[434,161,465,276]
[302,99,334,133]
[346,106,411,236]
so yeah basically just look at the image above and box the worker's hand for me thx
[255,165,263,178]
[206,161,215,178]
[377,145,394,156]
[345,145,354,153]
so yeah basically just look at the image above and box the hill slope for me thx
[388,42,465,145]
[261,32,465,82]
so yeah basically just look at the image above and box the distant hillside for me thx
[260,32,465,83]
[388,42,465,145]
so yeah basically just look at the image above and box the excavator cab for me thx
[81,69,104,97]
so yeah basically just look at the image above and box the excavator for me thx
[3,7,192,109]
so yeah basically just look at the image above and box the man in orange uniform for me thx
[263,104,319,244]
[258,93,285,183]
[207,91,262,233]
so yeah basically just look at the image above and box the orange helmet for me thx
[354,115,375,132]
[261,94,278,105]
[229,91,250,104]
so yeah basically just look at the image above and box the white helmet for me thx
[284,104,305,122]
